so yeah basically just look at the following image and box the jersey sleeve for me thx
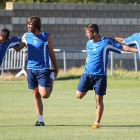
[10,37,21,49]
[124,33,138,46]
[107,38,123,54]
[44,32,50,41]
[125,33,140,61]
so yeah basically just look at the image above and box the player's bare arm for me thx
[47,35,58,78]
[111,36,125,45]
[86,57,88,62]
[107,36,125,45]
[13,33,26,52]
[114,37,125,44]
[122,45,138,53]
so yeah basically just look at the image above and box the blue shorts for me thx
[27,69,50,89]
[77,73,107,96]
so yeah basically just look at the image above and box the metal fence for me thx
[110,51,138,76]
[0,48,138,76]
[0,48,27,77]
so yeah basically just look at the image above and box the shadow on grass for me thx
[46,124,140,128]
[0,124,91,127]
[1,124,140,128]
[102,125,140,128]
[55,75,81,81]
[47,125,91,127]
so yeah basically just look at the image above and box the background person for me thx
[107,33,140,60]
[76,23,138,129]
[0,28,21,66]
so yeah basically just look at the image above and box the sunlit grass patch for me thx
[1,66,140,81]
[0,72,27,81]
[107,69,140,80]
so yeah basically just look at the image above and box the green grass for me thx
[0,77,140,140]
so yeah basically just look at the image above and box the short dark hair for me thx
[85,23,99,34]
[27,16,41,31]
[0,28,10,40]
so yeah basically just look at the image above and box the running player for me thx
[17,16,58,126]
[0,28,21,66]
[76,23,138,129]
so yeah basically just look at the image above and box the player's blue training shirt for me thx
[124,33,140,60]
[84,36,123,75]
[0,37,21,66]
[24,31,50,69]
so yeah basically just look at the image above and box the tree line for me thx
[1,0,139,9]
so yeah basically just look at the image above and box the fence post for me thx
[1,62,4,76]
[134,53,138,72]
[63,51,66,74]
[111,52,113,76]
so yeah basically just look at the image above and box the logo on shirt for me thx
[33,40,37,45]
[93,44,98,47]
[93,47,96,51]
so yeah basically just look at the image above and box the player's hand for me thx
[54,69,58,78]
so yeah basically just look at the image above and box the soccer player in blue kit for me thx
[76,23,138,129]
[0,28,21,66]
[17,16,58,126]
[108,32,140,60]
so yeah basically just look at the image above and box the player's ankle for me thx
[95,122,100,126]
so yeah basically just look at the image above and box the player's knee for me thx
[96,101,103,106]
[76,90,85,99]
[96,98,103,105]
[32,88,40,99]
[41,93,51,98]
[33,92,41,99]
[76,93,83,99]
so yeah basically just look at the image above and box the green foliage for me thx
[0,0,11,9]
[0,0,140,9]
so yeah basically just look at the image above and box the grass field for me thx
[0,73,140,140]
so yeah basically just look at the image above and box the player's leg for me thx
[38,69,55,98]
[90,75,107,129]
[34,73,54,125]
[90,95,104,129]
[31,87,43,116]
[76,73,93,99]
[76,90,87,99]
[32,88,45,126]
[33,69,55,126]
[27,69,45,126]
[38,86,51,98]
[95,95,104,123]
